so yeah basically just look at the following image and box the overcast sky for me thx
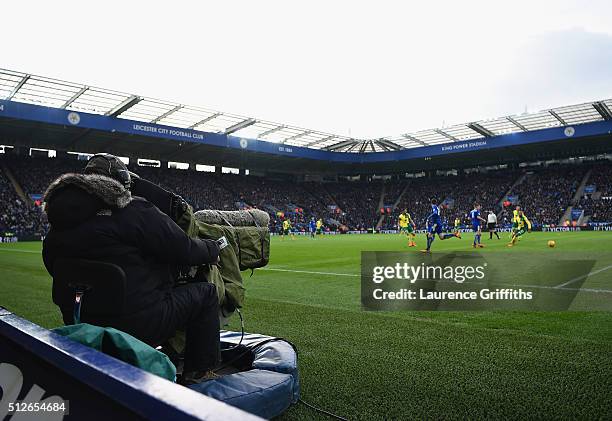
[3,0,612,138]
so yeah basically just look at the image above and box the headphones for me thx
[84,153,131,188]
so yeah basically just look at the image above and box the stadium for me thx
[1,3,612,420]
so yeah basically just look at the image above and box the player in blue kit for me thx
[309,217,316,238]
[469,203,487,248]
[421,199,461,253]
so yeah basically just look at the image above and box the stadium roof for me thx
[1,68,611,153]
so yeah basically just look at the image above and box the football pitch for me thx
[1,232,611,420]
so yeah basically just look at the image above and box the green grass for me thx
[1,232,611,419]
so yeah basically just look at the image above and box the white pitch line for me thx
[554,264,612,289]
[259,267,359,277]
[260,267,612,294]
[516,283,612,294]
[0,248,40,254]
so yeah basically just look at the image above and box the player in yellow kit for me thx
[508,206,531,247]
[282,218,295,240]
[454,217,461,233]
[316,218,323,236]
[398,209,417,247]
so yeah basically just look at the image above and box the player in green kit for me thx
[282,218,295,240]
[316,218,324,236]
[508,206,531,247]
[398,209,417,247]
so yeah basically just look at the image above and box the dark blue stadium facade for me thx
[2,98,612,174]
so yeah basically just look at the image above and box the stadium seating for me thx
[577,161,612,223]
[321,181,382,229]
[507,165,588,225]
[0,164,47,239]
[389,170,517,229]
[1,154,611,239]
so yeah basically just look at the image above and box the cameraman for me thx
[42,154,221,383]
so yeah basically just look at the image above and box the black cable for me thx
[236,308,244,346]
[223,308,244,351]
[298,398,349,421]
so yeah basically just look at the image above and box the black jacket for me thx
[42,173,219,317]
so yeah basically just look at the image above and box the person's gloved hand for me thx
[199,238,221,265]
[170,194,189,222]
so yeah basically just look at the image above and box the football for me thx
[547,240,556,248]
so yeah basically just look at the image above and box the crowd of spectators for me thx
[385,170,517,230]
[0,167,47,238]
[131,166,237,211]
[1,155,380,236]
[383,180,405,206]
[374,180,405,230]
[577,162,612,223]
[580,197,612,223]
[5,156,81,197]
[508,165,587,226]
[322,181,382,229]
[1,154,610,238]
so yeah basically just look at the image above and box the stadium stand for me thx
[383,180,406,207]
[1,153,611,239]
[322,181,382,229]
[5,155,81,198]
[577,161,612,223]
[389,170,518,229]
[128,165,239,211]
[0,164,47,239]
[507,165,588,225]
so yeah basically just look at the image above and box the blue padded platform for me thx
[188,331,300,419]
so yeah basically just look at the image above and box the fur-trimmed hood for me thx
[44,173,132,211]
